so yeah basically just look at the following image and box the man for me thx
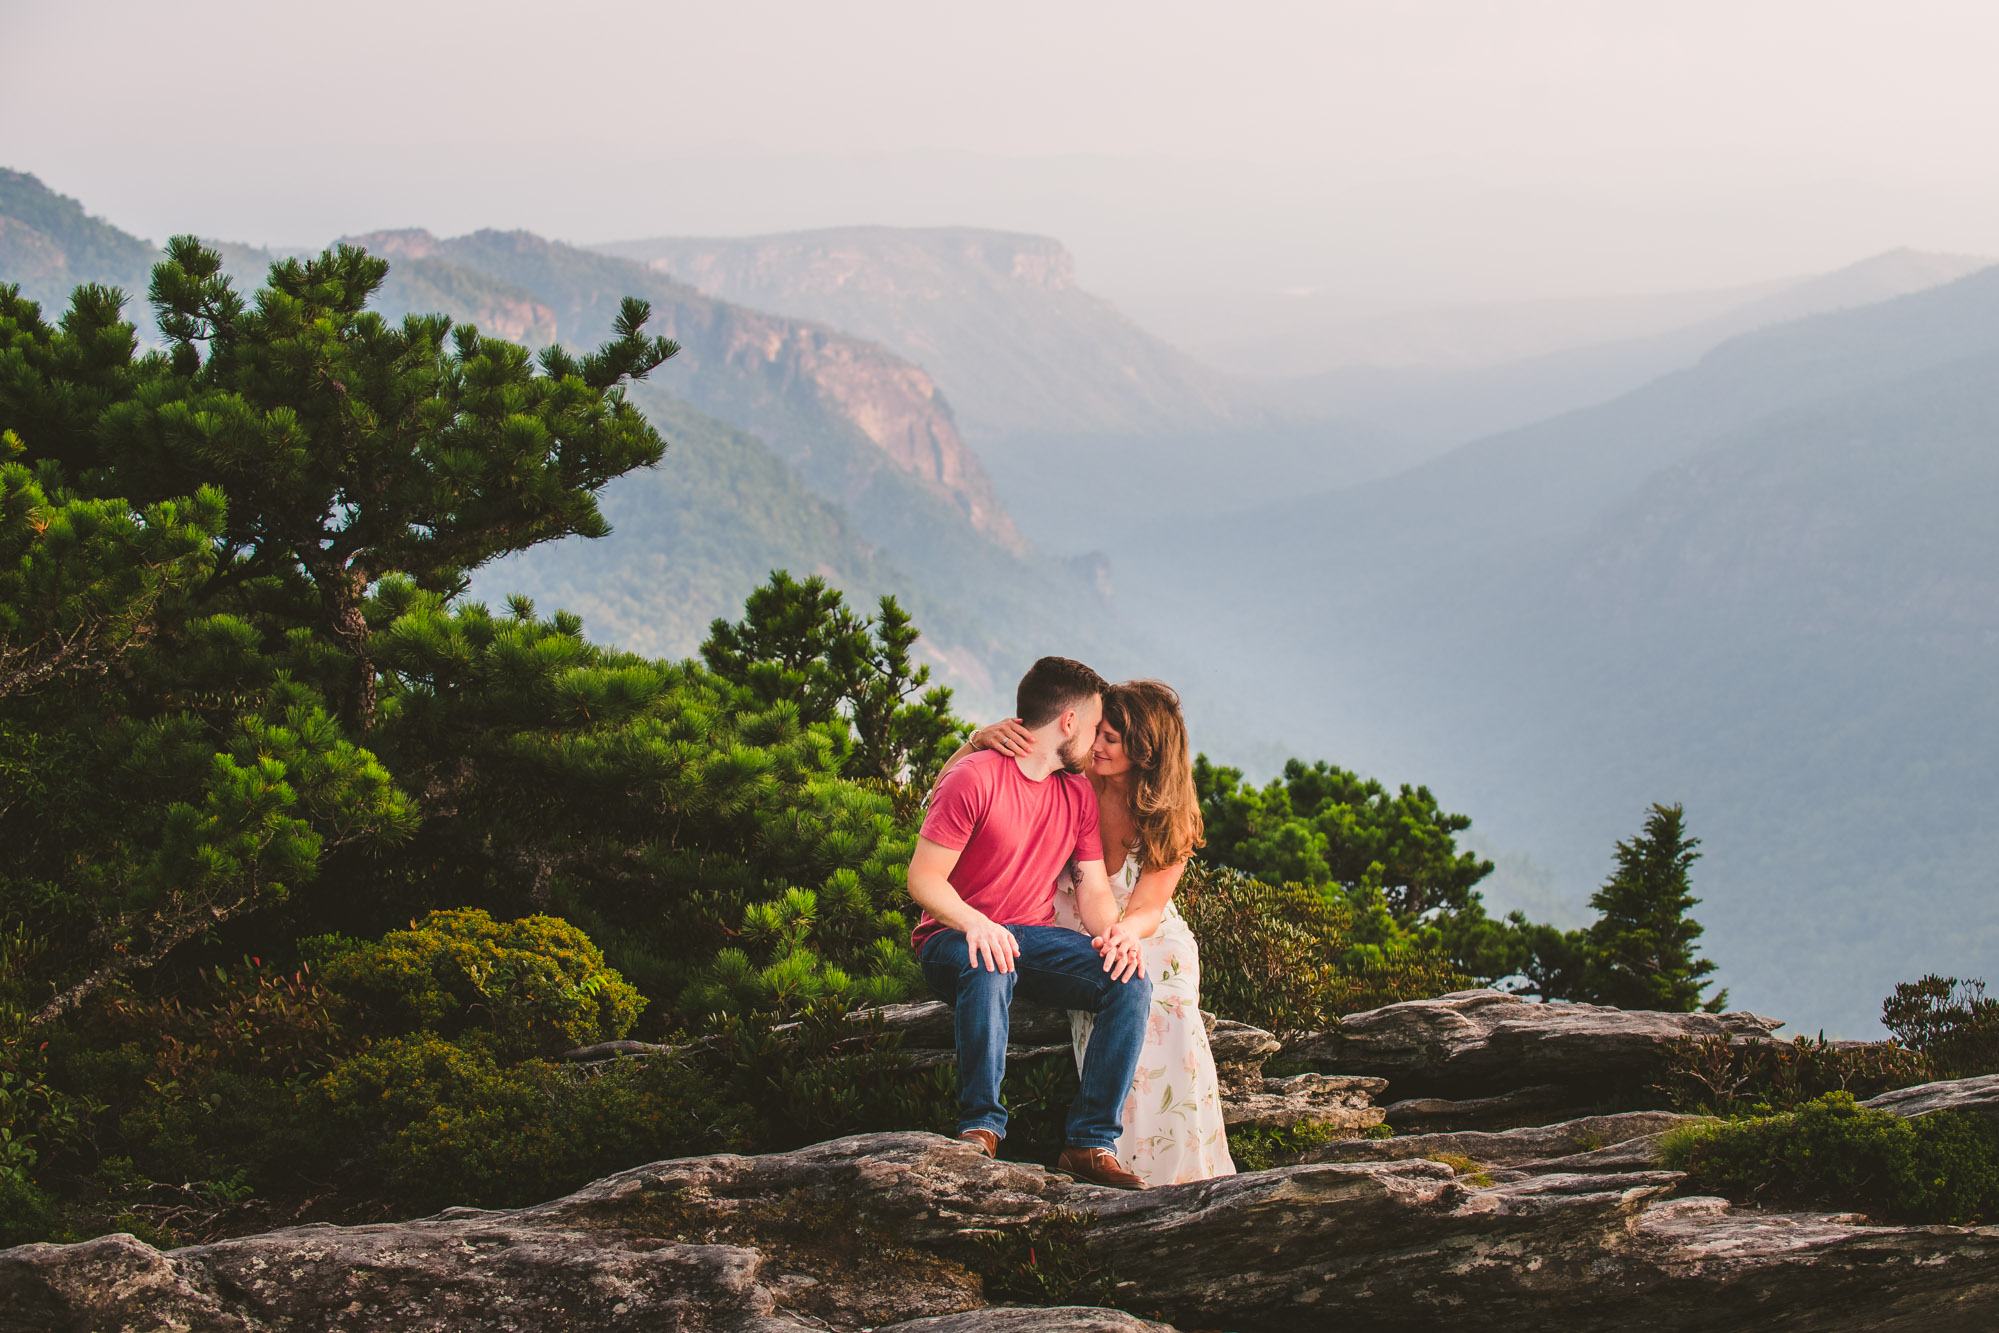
[907,656,1153,1190]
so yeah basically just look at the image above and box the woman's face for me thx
[1090,720,1132,778]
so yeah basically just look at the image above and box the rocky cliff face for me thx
[351,228,1024,555]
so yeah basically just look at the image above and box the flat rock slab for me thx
[1287,989,1783,1099]
[1863,1073,1999,1123]
[8,1130,1997,1333]
[1301,1111,1701,1170]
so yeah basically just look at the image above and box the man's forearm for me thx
[1075,878,1123,939]
[908,872,985,933]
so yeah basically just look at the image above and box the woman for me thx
[959,680,1236,1186]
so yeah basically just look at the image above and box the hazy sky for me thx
[8,1,1999,305]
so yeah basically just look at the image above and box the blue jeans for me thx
[920,924,1154,1151]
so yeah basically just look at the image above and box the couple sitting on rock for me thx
[907,656,1236,1190]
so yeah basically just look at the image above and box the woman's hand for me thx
[970,718,1036,758]
[1093,920,1148,983]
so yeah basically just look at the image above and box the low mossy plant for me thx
[973,1209,1120,1307]
[1659,1091,1999,1225]
[1226,1118,1355,1172]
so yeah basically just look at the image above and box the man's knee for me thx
[1102,972,1152,1015]
[952,961,1017,1007]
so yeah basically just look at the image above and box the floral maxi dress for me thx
[1052,856,1237,1186]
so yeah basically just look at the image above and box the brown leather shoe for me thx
[1056,1146,1144,1190]
[957,1129,999,1158]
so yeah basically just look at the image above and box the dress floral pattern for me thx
[1053,856,1237,1186]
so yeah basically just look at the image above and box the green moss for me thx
[1661,1092,1999,1225]
[1429,1152,1495,1186]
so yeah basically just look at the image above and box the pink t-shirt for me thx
[911,750,1104,953]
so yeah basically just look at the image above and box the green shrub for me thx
[316,909,643,1059]
[1176,862,1466,1037]
[95,959,356,1080]
[1661,1092,1999,1225]
[1883,975,1999,1078]
[318,1033,741,1211]
[0,1164,59,1246]
[714,998,956,1151]
[1653,1034,1932,1116]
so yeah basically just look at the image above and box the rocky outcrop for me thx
[1223,1073,1387,1133]
[886,1314,1172,1333]
[1380,1083,1576,1132]
[1289,988,1784,1100]
[11,1131,1998,1333]
[1862,1072,1999,1123]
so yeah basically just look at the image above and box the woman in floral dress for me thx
[960,680,1235,1186]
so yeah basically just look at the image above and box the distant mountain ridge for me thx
[594,226,1257,438]
[1260,249,1997,452]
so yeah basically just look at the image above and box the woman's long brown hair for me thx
[1101,680,1206,871]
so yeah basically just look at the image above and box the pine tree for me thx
[701,572,964,787]
[0,240,676,1021]
[18,238,677,730]
[1583,803,1726,1012]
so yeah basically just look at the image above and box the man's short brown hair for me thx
[1016,656,1109,728]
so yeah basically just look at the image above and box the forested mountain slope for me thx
[344,228,1024,556]
[0,168,157,308]
[466,392,994,667]
[351,227,1142,710]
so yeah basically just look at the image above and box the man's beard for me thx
[1057,731,1091,774]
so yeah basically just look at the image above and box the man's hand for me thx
[1092,920,1148,984]
[964,912,1021,973]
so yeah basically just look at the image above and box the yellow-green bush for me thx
[314,909,643,1058]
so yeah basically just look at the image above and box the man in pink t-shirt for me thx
[907,657,1153,1190]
